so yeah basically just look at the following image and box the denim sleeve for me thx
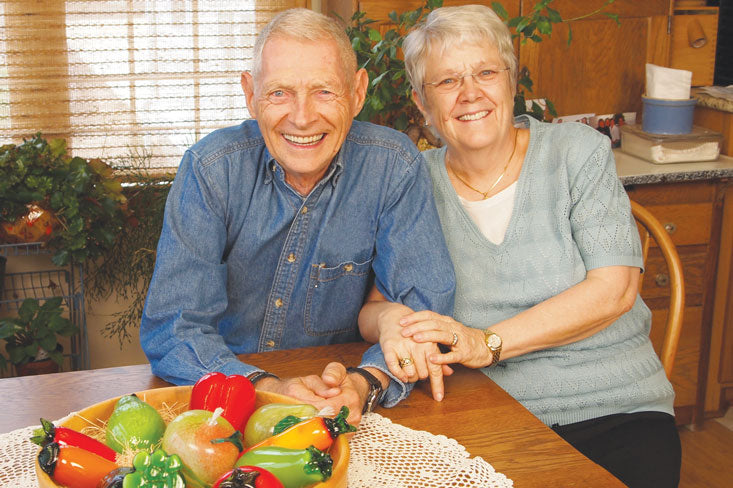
[359,343,414,407]
[139,150,258,385]
[364,150,456,407]
[372,150,455,314]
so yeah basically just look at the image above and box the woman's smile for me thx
[457,110,489,121]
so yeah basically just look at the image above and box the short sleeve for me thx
[568,136,643,271]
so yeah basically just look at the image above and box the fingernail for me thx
[436,393,443,401]
[399,318,407,325]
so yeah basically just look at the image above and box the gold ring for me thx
[451,332,458,347]
[398,357,414,368]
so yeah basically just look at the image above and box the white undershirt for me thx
[457,182,517,245]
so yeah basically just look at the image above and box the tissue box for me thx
[641,96,697,134]
[620,124,722,164]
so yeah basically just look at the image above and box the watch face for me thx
[487,333,502,349]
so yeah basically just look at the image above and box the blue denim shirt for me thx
[140,119,455,407]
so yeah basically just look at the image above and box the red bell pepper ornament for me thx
[212,466,284,488]
[190,372,257,432]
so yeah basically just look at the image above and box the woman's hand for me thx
[399,311,492,369]
[371,302,452,401]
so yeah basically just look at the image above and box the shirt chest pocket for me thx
[304,257,373,336]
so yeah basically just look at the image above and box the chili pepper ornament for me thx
[106,394,166,453]
[246,406,355,452]
[235,445,333,488]
[31,418,118,462]
[190,372,256,433]
[98,449,185,488]
[244,403,318,447]
[37,442,118,488]
[212,466,284,488]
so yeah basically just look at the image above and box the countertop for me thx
[615,149,733,185]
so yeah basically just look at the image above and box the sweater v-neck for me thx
[435,115,536,252]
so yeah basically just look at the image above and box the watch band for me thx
[247,371,280,386]
[347,367,384,414]
[484,330,503,367]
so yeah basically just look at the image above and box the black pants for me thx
[552,412,681,488]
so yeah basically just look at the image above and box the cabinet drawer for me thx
[635,202,713,247]
[640,245,706,301]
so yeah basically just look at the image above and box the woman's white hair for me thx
[250,8,356,85]
[404,5,518,105]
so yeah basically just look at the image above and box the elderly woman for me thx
[358,5,680,487]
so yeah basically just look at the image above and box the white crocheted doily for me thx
[1,414,512,488]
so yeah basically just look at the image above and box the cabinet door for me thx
[519,0,672,116]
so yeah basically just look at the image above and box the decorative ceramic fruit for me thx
[162,409,243,488]
[105,394,166,453]
[34,386,349,488]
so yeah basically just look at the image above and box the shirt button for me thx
[275,298,283,308]
[344,263,353,272]
[301,206,308,214]
[271,164,276,171]
[287,253,296,263]
[265,340,275,348]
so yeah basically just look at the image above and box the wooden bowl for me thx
[36,385,349,488]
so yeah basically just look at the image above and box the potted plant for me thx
[0,297,78,376]
[0,133,128,267]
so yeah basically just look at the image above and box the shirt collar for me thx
[263,147,345,188]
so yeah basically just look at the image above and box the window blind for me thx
[0,0,306,168]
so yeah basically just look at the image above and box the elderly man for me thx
[140,8,455,420]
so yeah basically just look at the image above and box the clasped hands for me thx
[252,362,383,425]
[378,309,492,402]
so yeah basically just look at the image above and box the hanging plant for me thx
[0,133,128,266]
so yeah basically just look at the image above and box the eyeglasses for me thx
[423,67,510,93]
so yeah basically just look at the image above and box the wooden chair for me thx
[630,200,685,380]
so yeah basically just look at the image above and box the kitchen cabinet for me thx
[625,178,733,425]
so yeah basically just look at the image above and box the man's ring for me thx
[398,357,413,368]
[451,332,458,347]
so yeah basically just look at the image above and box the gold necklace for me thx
[449,128,519,200]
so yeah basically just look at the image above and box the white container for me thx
[619,124,722,164]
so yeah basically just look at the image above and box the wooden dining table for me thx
[0,342,625,487]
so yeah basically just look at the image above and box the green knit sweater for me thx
[423,115,675,427]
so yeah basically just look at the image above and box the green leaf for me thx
[388,11,398,23]
[368,28,381,42]
[537,18,552,35]
[18,299,40,322]
[47,349,64,366]
[41,296,64,311]
[567,25,573,46]
[491,2,508,20]
[546,7,562,23]
[515,17,530,33]
[371,71,389,88]
[603,12,620,25]
[38,334,58,352]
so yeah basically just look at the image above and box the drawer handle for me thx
[663,222,677,234]
[655,274,670,287]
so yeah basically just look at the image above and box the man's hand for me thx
[251,362,389,425]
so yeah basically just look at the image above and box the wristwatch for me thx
[483,329,503,367]
[347,367,384,414]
